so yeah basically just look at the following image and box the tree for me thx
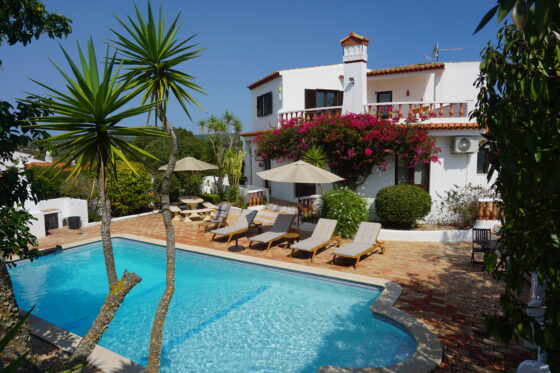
[108,162,154,217]
[473,0,560,370]
[111,4,204,371]
[198,111,243,194]
[0,0,71,46]
[0,1,71,368]
[27,40,166,365]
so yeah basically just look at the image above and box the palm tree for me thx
[111,4,204,371]
[27,39,166,364]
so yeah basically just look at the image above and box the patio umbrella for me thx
[158,156,218,171]
[257,160,344,231]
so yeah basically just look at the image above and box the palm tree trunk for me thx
[0,260,37,371]
[69,165,142,366]
[70,271,141,365]
[97,165,117,286]
[147,121,177,372]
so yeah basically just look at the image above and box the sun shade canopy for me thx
[158,157,218,171]
[256,160,343,184]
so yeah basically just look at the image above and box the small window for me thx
[395,157,430,192]
[477,149,489,174]
[257,92,273,117]
[263,159,271,190]
[295,183,316,198]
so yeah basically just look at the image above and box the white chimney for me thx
[44,151,52,162]
[341,33,369,114]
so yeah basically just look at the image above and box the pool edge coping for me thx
[30,233,442,373]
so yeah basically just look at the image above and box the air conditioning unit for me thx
[453,137,478,153]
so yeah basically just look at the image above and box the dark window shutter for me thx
[305,89,316,109]
[265,92,272,115]
[257,95,263,116]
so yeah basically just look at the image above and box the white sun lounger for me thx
[249,214,296,252]
[211,209,258,245]
[290,218,338,262]
[332,222,384,269]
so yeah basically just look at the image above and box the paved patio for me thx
[37,212,530,372]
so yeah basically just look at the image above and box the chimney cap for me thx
[340,32,370,47]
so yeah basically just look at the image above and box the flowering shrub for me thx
[255,113,439,187]
[436,183,497,228]
[320,187,368,237]
[375,185,431,228]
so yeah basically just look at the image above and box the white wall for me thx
[280,64,344,113]
[25,197,89,239]
[367,72,433,104]
[250,77,283,131]
[434,61,479,113]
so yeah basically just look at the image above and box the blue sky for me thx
[0,0,501,134]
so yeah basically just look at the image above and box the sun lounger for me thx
[199,203,231,232]
[248,214,296,252]
[290,218,338,262]
[211,209,258,245]
[332,222,384,269]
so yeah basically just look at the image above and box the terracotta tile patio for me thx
[36,212,531,372]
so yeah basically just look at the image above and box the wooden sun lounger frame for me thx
[249,232,289,252]
[332,241,385,269]
[290,235,342,262]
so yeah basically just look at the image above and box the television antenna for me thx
[422,43,463,61]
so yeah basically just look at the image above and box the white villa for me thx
[240,33,491,215]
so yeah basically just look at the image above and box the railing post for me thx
[398,104,403,117]
[449,103,455,117]
[439,103,444,117]
[459,103,464,117]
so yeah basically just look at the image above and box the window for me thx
[304,89,343,109]
[376,91,393,119]
[257,92,273,117]
[477,149,489,174]
[395,157,430,192]
[295,183,316,198]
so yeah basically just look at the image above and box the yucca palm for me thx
[111,4,204,371]
[26,39,166,364]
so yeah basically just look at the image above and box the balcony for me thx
[278,106,342,123]
[277,101,471,125]
[364,101,472,123]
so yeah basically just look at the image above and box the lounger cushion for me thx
[353,222,381,244]
[211,209,257,235]
[250,231,285,244]
[310,218,337,240]
[333,242,373,257]
[291,238,329,252]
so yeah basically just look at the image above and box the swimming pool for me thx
[10,238,416,372]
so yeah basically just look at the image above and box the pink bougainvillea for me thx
[254,113,440,187]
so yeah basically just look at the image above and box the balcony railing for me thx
[278,106,342,123]
[364,101,470,122]
[277,101,471,125]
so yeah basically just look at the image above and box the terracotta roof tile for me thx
[247,72,281,90]
[240,122,480,137]
[239,129,272,137]
[340,32,370,47]
[367,62,444,77]
[414,122,480,130]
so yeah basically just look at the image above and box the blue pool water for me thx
[10,238,416,372]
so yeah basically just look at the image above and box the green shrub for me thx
[375,185,431,228]
[108,163,154,216]
[320,187,368,237]
[200,193,221,204]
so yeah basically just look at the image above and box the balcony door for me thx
[376,91,393,119]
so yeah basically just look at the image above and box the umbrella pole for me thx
[296,183,301,233]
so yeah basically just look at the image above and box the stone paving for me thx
[36,212,531,372]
